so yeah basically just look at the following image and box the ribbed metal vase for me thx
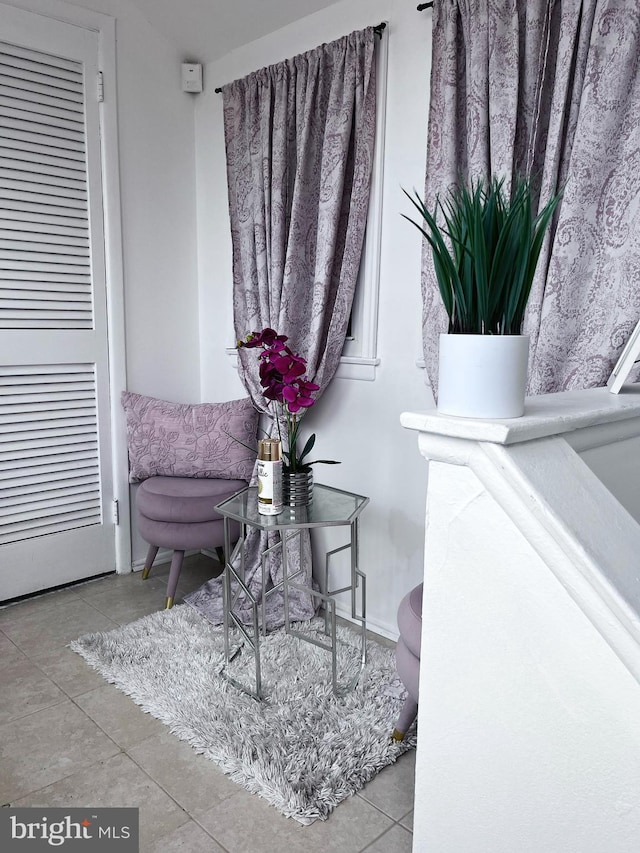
[282,468,313,507]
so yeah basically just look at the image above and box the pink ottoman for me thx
[136,476,245,609]
[392,582,423,741]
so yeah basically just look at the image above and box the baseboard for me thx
[201,547,224,562]
[129,554,396,641]
[334,605,398,643]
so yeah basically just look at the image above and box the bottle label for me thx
[257,460,282,515]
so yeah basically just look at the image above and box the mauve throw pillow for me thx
[121,392,258,483]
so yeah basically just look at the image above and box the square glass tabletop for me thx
[215,483,369,530]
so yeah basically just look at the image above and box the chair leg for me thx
[165,550,185,609]
[392,696,419,742]
[215,546,225,566]
[141,545,159,580]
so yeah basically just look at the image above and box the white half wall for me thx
[403,386,640,853]
[194,0,434,637]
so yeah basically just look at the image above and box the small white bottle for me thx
[257,438,283,515]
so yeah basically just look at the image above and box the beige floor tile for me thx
[198,787,393,853]
[0,651,66,724]
[30,644,108,697]
[301,794,396,853]
[0,700,120,803]
[0,586,82,624]
[75,573,141,601]
[81,579,170,625]
[363,823,414,853]
[399,809,414,831]
[0,630,20,655]
[72,571,119,598]
[74,684,167,749]
[0,596,118,657]
[142,818,226,853]
[12,752,189,848]
[357,748,416,821]
[0,631,24,661]
[128,730,239,816]
[175,557,223,598]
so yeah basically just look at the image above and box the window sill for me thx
[225,348,380,381]
[335,356,379,381]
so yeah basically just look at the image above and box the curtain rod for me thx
[214,22,387,93]
[417,3,434,10]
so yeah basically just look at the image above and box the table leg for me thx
[223,517,231,664]
[352,518,367,669]
[220,520,263,700]
[282,526,290,633]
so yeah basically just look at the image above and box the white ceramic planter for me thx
[437,333,530,419]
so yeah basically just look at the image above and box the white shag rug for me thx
[70,606,416,824]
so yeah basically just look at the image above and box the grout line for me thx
[2,752,123,809]
[0,695,69,728]
[122,742,234,851]
[1,700,124,806]
[359,820,414,852]
[355,790,408,823]
[189,814,233,853]
[0,628,28,657]
[357,821,397,852]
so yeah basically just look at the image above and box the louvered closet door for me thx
[0,4,115,600]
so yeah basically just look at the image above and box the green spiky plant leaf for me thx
[402,176,563,335]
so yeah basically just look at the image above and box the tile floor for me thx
[0,554,415,852]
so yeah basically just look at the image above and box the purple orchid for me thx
[238,328,288,349]
[237,328,338,473]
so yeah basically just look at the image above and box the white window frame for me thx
[337,24,388,381]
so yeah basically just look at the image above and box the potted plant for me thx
[404,175,563,418]
[237,328,338,505]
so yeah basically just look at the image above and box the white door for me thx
[0,5,116,599]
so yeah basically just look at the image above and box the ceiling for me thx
[127,0,342,63]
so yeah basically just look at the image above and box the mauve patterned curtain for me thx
[421,0,640,394]
[186,28,376,629]
[229,26,376,401]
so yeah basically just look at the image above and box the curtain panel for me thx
[186,28,377,629]
[225,26,377,400]
[421,0,640,394]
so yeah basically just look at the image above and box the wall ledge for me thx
[401,384,640,445]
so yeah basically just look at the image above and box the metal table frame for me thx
[216,484,369,700]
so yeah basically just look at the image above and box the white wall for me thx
[194,0,434,637]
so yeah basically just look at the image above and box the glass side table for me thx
[216,483,369,700]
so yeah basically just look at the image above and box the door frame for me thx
[2,0,131,574]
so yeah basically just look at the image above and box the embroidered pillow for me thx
[121,392,258,483]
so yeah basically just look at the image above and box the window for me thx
[338,27,388,381]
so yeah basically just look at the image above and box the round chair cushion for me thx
[136,476,246,524]
[397,582,423,660]
[137,513,238,552]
